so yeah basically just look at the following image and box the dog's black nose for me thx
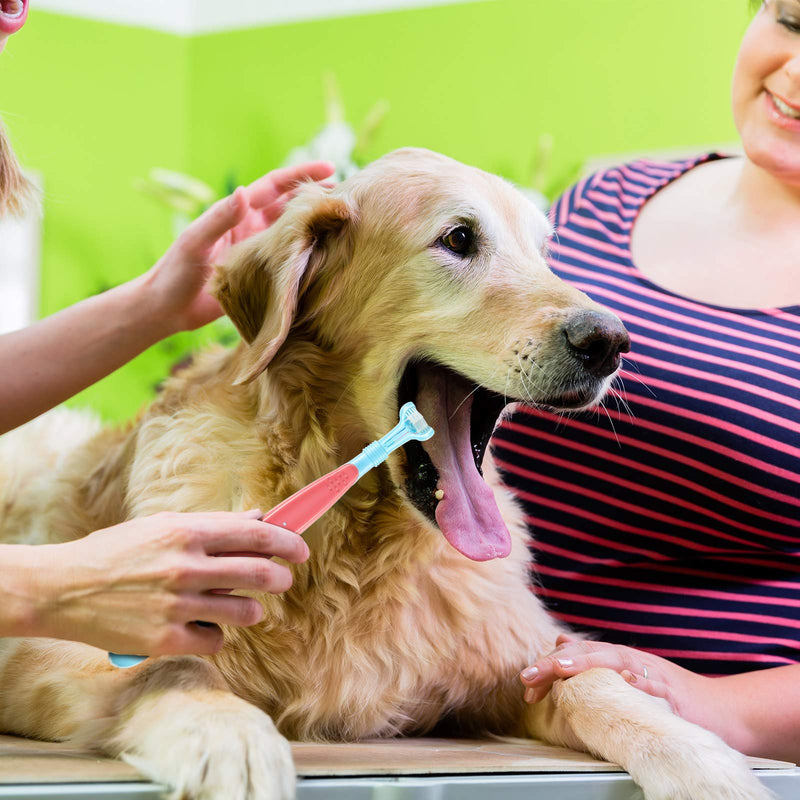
[563,310,630,377]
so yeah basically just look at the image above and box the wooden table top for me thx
[0,734,793,785]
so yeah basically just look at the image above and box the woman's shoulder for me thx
[559,152,728,215]
[549,153,738,242]
[631,156,743,246]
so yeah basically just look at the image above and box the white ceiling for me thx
[33,0,491,35]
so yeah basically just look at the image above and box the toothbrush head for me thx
[398,402,434,442]
[349,402,433,476]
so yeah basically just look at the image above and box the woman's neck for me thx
[731,156,800,232]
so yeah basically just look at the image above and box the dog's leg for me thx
[0,638,295,800]
[524,667,771,800]
[0,638,127,741]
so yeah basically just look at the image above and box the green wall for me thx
[2,13,190,419]
[1,0,750,422]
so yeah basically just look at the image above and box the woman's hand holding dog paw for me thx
[15,509,309,657]
[518,633,771,758]
[520,634,691,709]
[140,161,336,336]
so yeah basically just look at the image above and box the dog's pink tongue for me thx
[415,365,511,561]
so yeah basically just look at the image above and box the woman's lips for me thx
[0,0,28,34]
[764,90,800,133]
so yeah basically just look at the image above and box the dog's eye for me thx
[440,226,474,256]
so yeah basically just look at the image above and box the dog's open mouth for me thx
[398,360,508,562]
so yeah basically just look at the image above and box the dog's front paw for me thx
[538,669,772,800]
[633,731,772,800]
[111,689,295,800]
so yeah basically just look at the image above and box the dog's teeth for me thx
[434,489,444,501]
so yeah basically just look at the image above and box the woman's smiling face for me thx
[733,0,800,183]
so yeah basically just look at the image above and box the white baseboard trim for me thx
[34,0,492,35]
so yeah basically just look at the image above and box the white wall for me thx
[0,193,40,334]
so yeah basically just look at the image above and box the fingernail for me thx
[524,687,536,703]
[521,666,538,681]
[557,658,574,668]
[245,508,263,517]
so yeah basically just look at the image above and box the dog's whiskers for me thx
[598,399,621,448]
[620,358,656,398]
[608,381,635,422]
[514,365,533,406]
[516,348,546,407]
[516,353,539,406]
[448,365,504,421]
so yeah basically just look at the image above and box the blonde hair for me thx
[0,117,34,217]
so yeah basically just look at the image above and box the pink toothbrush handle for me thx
[261,463,359,535]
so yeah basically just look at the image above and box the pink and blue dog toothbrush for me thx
[109,402,434,668]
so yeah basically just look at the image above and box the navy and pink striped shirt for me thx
[492,155,800,676]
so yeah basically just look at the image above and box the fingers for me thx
[204,520,310,563]
[184,556,296,595]
[520,640,645,703]
[255,182,326,227]
[167,162,334,262]
[111,594,266,658]
[188,509,263,520]
[260,191,295,227]
[178,186,249,254]
[189,592,267,629]
[65,510,311,658]
[620,669,676,710]
[157,622,225,657]
[246,161,336,208]
[146,592,271,656]
[162,511,310,562]
[146,509,308,596]
[144,596,264,656]
[555,632,577,647]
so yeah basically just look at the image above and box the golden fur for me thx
[0,149,769,799]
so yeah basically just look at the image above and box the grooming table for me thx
[0,734,798,799]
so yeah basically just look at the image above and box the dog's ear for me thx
[213,188,353,385]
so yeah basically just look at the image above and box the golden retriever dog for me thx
[0,148,769,800]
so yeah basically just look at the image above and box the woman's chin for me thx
[741,136,800,188]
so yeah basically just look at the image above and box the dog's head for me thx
[214,148,629,562]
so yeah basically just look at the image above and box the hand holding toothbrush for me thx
[2,510,308,659]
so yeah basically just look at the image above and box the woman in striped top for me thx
[502,0,800,762]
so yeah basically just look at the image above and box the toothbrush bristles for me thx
[409,411,427,433]
[399,402,434,440]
